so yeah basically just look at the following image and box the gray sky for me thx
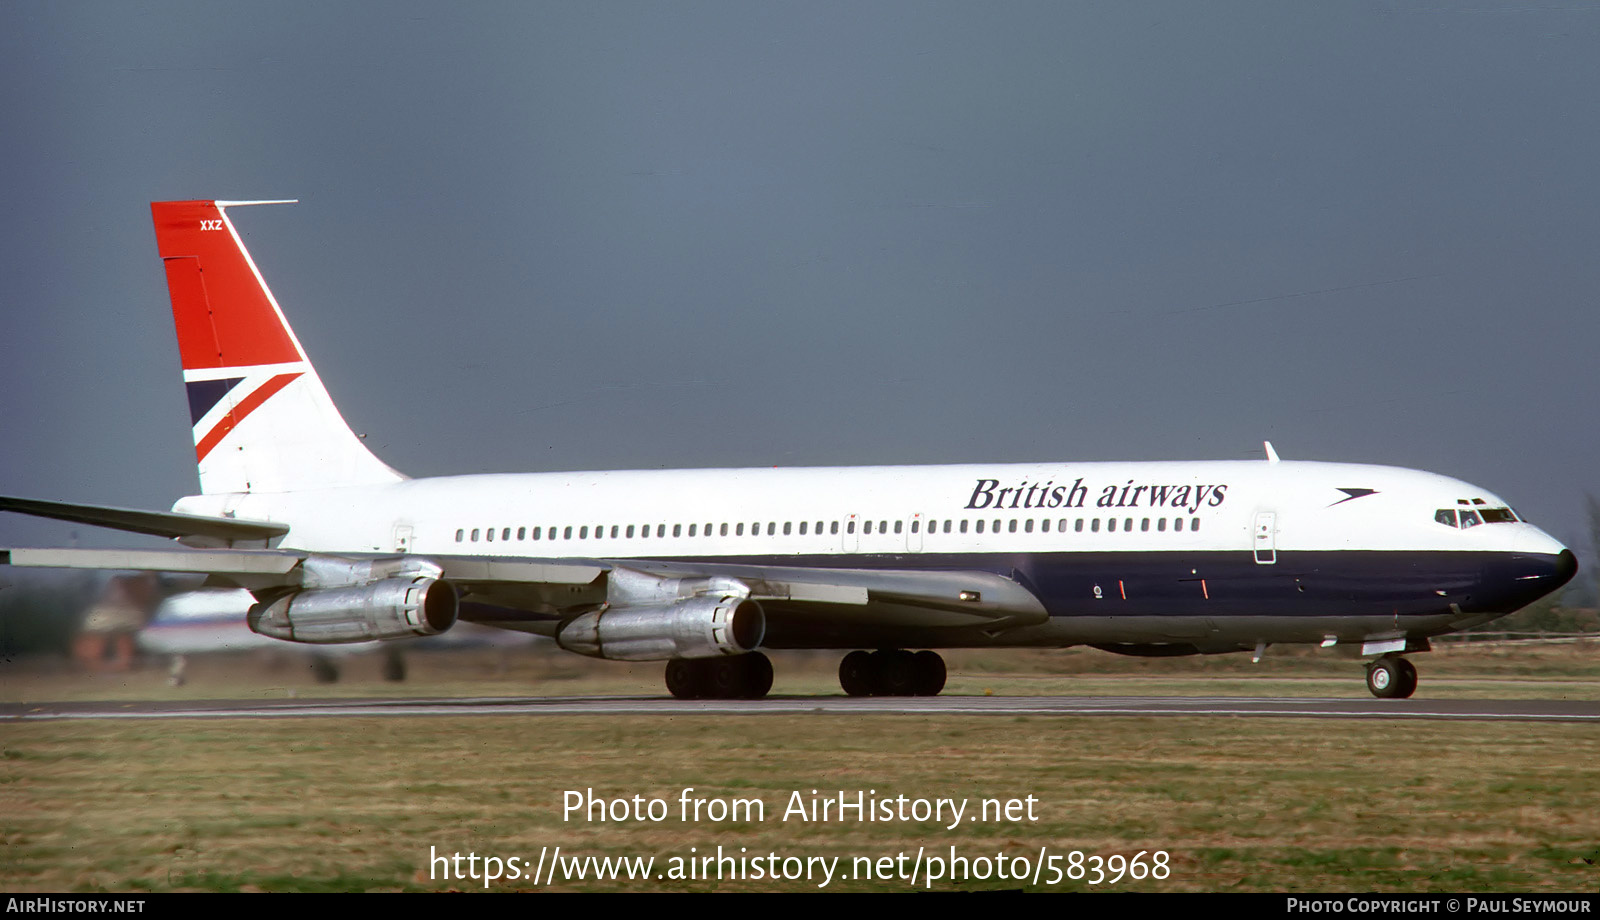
[3,2,1598,553]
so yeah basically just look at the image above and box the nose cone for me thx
[1480,548,1578,613]
[1521,548,1578,594]
[1497,547,1574,611]
[1555,548,1579,587]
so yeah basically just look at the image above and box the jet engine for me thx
[556,595,764,660]
[247,575,458,644]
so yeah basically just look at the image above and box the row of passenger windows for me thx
[454,515,1203,543]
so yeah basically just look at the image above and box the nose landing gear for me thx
[1365,655,1418,699]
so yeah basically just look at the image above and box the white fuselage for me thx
[174,459,1562,560]
[167,458,1571,653]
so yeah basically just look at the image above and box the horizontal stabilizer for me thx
[0,495,288,542]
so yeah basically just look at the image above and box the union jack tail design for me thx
[151,200,404,495]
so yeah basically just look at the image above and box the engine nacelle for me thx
[248,576,458,644]
[556,595,764,660]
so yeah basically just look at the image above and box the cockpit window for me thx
[1437,507,1519,528]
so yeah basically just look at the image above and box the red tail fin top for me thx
[151,200,302,370]
[150,199,404,493]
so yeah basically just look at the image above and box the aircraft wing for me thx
[609,560,1048,628]
[2,544,1046,635]
[394,554,1049,637]
[0,495,286,544]
[3,547,301,577]
[0,546,604,594]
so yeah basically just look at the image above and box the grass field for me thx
[3,643,1599,892]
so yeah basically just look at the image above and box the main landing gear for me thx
[382,647,407,682]
[839,649,947,697]
[665,652,774,700]
[1365,655,1418,699]
[310,654,340,684]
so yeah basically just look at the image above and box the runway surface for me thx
[5,695,1598,722]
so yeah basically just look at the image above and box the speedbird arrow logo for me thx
[1329,488,1378,506]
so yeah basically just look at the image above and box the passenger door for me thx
[1253,512,1276,564]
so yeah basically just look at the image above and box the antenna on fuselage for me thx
[1264,441,1281,464]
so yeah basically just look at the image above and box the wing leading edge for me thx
[0,495,287,544]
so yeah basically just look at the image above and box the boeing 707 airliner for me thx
[0,200,1577,700]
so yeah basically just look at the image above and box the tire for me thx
[1395,658,1418,699]
[878,649,918,696]
[912,650,946,696]
[740,652,774,700]
[310,656,339,684]
[706,657,745,698]
[665,659,703,700]
[1366,657,1402,699]
[382,649,406,682]
[839,650,875,697]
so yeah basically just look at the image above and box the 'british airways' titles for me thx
[965,478,1228,514]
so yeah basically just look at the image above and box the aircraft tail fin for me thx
[150,200,404,495]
